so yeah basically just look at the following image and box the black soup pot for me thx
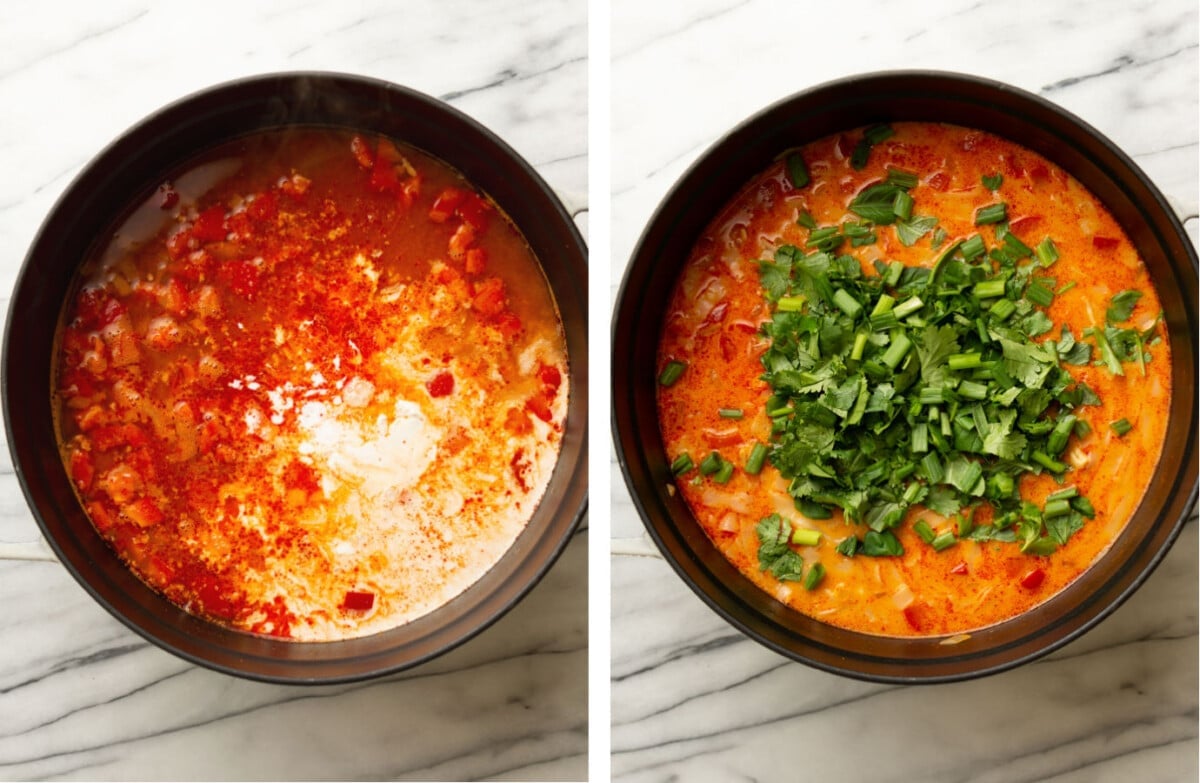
[4,72,588,683]
[612,71,1197,683]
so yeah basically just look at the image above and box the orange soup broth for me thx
[657,122,1171,637]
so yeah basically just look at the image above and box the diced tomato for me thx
[471,277,507,316]
[526,395,553,423]
[903,601,930,632]
[457,193,491,232]
[1019,567,1046,590]
[191,206,228,243]
[464,247,487,276]
[494,310,523,339]
[448,222,476,261]
[926,171,949,192]
[90,423,149,452]
[166,228,193,260]
[1008,215,1041,234]
[283,460,321,494]
[69,449,94,491]
[216,259,260,299]
[125,497,164,528]
[1028,162,1051,181]
[158,278,190,316]
[504,405,532,435]
[86,501,117,533]
[253,595,293,638]
[1092,235,1120,251]
[950,561,969,575]
[74,288,123,330]
[429,187,465,223]
[426,371,454,398]
[341,590,375,611]
[246,190,278,223]
[350,134,374,169]
[538,364,562,392]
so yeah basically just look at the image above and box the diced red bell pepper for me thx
[538,364,562,393]
[429,187,465,223]
[950,561,969,575]
[464,247,487,276]
[341,591,375,611]
[471,277,507,316]
[1019,567,1046,590]
[70,449,94,491]
[525,395,553,423]
[190,206,228,244]
[426,371,454,398]
[456,193,491,232]
[1092,236,1120,251]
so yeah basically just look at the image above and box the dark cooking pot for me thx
[4,72,588,683]
[612,71,1197,683]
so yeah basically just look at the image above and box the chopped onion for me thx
[892,582,915,610]
[718,512,739,533]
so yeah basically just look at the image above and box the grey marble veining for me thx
[610,0,1198,780]
[0,1,587,780]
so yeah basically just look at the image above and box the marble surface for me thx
[610,0,1198,781]
[0,1,586,781]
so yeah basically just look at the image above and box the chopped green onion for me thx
[791,527,821,547]
[1074,419,1092,438]
[1004,232,1033,259]
[744,442,767,475]
[1110,418,1132,436]
[713,459,735,484]
[659,360,687,387]
[1025,278,1055,308]
[880,332,913,369]
[893,190,914,221]
[982,173,1003,190]
[1046,486,1078,502]
[832,288,863,318]
[956,513,975,537]
[1056,280,1077,296]
[1036,237,1060,266]
[960,234,986,261]
[959,380,988,400]
[1043,499,1071,518]
[948,352,983,371]
[920,452,944,484]
[670,453,694,476]
[973,278,1007,300]
[786,152,810,188]
[1046,414,1077,456]
[865,124,895,144]
[850,332,869,362]
[699,451,723,476]
[1032,450,1067,473]
[912,422,929,454]
[887,168,919,189]
[989,298,1017,322]
[930,531,957,552]
[913,519,936,544]
[892,296,924,320]
[803,562,826,590]
[884,260,904,288]
[796,210,817,229]
[776,295,807,312]
[975,202,1008,225]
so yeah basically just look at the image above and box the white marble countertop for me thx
[0,1,587,781]
[610,1,1198,781]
